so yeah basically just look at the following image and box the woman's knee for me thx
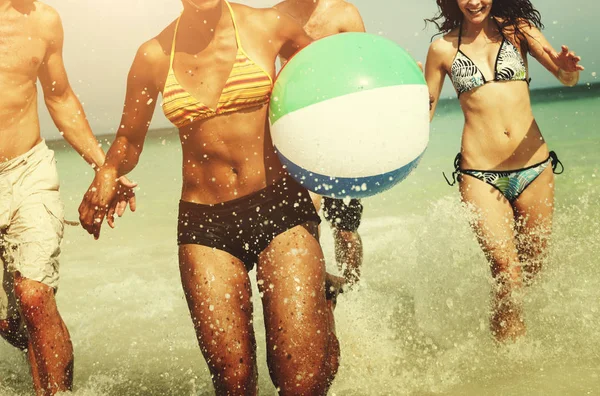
[267,361,328,396]
[211,360,257,396]
[266,336,335,395]
[516,226,551,255]
[489,258,521,281]
[478,239,517,272]
[273,372,333,396]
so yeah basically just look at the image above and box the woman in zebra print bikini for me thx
[424,0,583,342]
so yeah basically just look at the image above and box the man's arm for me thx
[38,9,105,169]
[272,9,313,61]
[39,7,136,227]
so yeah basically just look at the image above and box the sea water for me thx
[0,84,598,395]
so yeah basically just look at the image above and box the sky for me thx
[38,0,598,139]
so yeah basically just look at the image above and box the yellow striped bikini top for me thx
[161,1,273,128]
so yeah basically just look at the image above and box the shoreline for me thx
[47,82,599,147]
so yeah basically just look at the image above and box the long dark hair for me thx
[426,0,544,41]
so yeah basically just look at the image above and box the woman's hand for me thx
[521,23,584,87]
[79,168,123,239]
[543,45,584,73]
[107,176,138,229]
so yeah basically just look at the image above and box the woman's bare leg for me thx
[179,246,258,395]
[258,223,339,395]
[460,176,526,342]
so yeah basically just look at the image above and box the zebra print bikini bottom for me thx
[444,152,564,202]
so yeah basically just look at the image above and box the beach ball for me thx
[269,32,429,199]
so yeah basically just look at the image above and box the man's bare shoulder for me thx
[31,2,62,37]
[233,3,288,36]
[272,0,292,13]
[328,0,358,16]
[327,0,364,31]
[32,1,60,20]
[233,3,280,25]
[336,0,359,13]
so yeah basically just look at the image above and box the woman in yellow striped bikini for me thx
[78,1,339,394]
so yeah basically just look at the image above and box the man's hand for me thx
[79,168,123,239]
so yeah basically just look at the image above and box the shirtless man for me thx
[0,1,134,394]
[274,0,366,287]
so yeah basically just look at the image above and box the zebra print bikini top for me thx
[450,21,530,97]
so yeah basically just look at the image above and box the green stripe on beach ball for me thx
[270,32,425,124]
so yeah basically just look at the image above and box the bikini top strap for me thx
[169,16,183,69]
[457,21,463,48]
[224,0,242,49]
[222,0,273,85]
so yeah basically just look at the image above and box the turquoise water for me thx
[0,84,599,395]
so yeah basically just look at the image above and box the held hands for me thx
[544,45,584,73]
[79,170,137,239]
[110,176,137,228]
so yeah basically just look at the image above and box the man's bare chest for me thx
[0,18,46,77]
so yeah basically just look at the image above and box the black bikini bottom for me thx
[177,177,320,271]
